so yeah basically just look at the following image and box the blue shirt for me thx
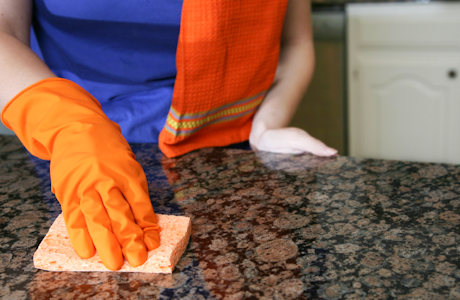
[31,0,183,142]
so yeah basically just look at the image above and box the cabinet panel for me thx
[348,2,460,164]
[356,18,460,48]
[350,58,460,163]
[348,3,460,48]
[375,76,444,161]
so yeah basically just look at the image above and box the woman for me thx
[0,0,337,270]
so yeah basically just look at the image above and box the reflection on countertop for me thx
[1,135,460,299]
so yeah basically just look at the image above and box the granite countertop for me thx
[1,134,460,299]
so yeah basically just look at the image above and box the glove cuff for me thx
[1,78,106,160]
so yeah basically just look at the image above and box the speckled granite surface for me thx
[1,134,460,299]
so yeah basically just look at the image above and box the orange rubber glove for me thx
[1,78,160,271]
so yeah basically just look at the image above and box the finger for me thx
[102,187,149,268]
[264,128,337,156]
[122,184,161,252]
[62,203,96,259]
[144,228,161,251]
[117,160,161,246]
[255,128,323,154]
[80,190,124,271]
[295,133,337,157]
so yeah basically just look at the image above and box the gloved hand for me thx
[250,127,338,156]
[1,78,160,271]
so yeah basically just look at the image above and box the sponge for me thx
[34,214,191,273]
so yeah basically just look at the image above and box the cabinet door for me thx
[347,3,460,164]
[349,57,460,164]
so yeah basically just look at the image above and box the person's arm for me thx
[1,0,160,271]
[249,0,337,156]
[0,0,56,107]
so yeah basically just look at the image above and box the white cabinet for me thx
[347,3,460,164]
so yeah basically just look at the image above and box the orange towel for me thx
[159,0,288,157]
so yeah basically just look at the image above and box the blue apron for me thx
[31,0,183,143]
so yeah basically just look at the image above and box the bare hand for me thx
[250,127,338,156]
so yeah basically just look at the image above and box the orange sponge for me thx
[34,214,191,273]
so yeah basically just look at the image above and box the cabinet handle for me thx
[448,69,457,79]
